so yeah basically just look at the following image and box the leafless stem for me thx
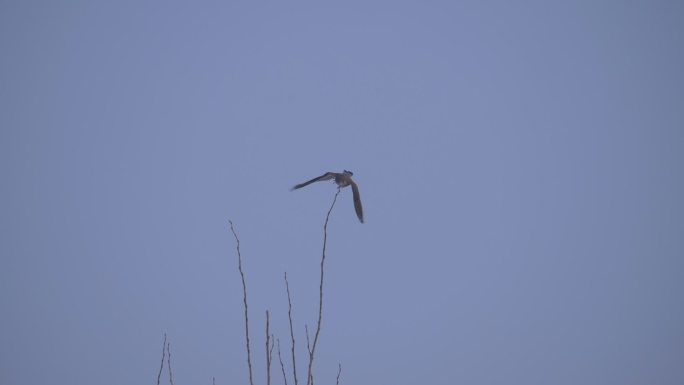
[230,220,254,385]
[156,334,167,385]
[336,364,342,385]
[277,339,288,385]
[269,335,275,372]
[266,310,271,385]
[306,189,339,385]
[305,325,311,355]
[285,272,298,385]
[268,333,275,362]
[167,341,174,385]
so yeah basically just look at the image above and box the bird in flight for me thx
[291,170,364,223]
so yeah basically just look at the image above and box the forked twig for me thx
[230,220,254,385]
[306,189,340,385]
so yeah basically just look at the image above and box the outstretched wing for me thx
[291,172,336,190]
[350,180,364,223]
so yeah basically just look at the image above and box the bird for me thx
[291,170,364,223]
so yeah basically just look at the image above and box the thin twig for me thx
[266,310,271,385]
[230,220,254,385]
[336,364,342,385]
[270,335,275,374]
[157,334,167,385]
[285,272,298,385]
[277,339,288,385]
[167,341,174,385]
[305,325,311,355]
[306,189,340,385]
[303,328,313,385]
[213,378,216,385]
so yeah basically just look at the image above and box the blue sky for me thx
[1,2,683,384]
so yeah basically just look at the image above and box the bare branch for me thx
[167,341,174,385]
[285,272,298,385]
[266,310,271,385]
[157,334,167,385]
[269,335,275,372]
[306,189,340,385]
[229,220,254,385]
[277,339,288,385]
[305,325,311,355]
[336,364,342,385]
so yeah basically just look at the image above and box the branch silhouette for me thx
[266,311,273,385]
[226,187,343,385]
[167,341,174,385]
[277,339,288,385]
[230,220,254,385]
[156,334,166,385]
[306,189,340,385]
[285,272,299,385]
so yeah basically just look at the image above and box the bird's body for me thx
[291,170,364,223]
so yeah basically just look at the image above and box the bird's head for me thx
[343,170,353,176]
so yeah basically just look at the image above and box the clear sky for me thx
[1,2,683,384]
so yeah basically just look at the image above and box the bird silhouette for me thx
[291,170,364,223]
